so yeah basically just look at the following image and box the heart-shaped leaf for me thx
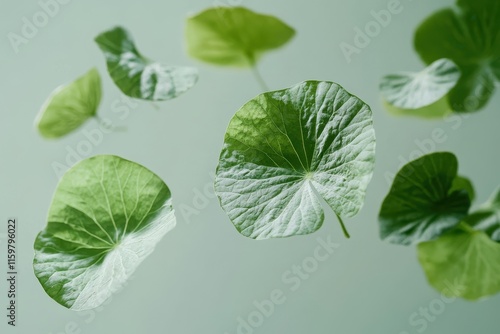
[418,229,500,300]
[185,7,295,67]
[214,81,375,239]
[379,152,471,245]
[95,26,198,101]
[35,68,101,139]
[34,155,176,310]
[380,59,460,118]
[414,1,500,112]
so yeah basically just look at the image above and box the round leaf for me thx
[379,152,471,245]
[380,58,460,110]
[95,26,198,101]
[418,230,500,300]
[186,7,295,67]
[34,155,176,310]
[35,68,101,139]
[214,81,376,239]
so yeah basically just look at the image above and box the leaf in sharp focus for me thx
[418,230,500,300]
[463,187,500,241]
[414,3,500,112]
[185,6,295,67]
[95,26,198,101]
[380,59,460,114]
[214,80,376,239]
[33,155,176,310]
[378,152,471,245]
[35,68,101,139]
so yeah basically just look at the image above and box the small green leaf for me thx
[34,155,176,310]
[380,59,460,118]
[414,2,500,112]
[379,152,471,245]
[418,229,500,300]
[35,68,101,139]
[95,26,198,101]
[185,7,295,67]
[450,175,475,202]
[214,81,376,239]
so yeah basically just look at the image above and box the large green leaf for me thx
[95,26,198,101]
[463,187,500,241]
[379,152,471,245]
[35,68,101,139]
[34,155,176,310]
[418,229,500,300]
[380,59,460,118]
[414,1,500,112]
[214,81,375,239]
[185,7,295,67]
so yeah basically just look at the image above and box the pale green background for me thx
[1,0,499,333]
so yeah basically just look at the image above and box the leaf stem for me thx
[458,221,476,234]
[335,213,350,239]
[251,65,270,92]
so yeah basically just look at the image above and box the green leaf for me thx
[382,96,452,119]
[35,68,101,139]
[380,59,460,109]
[33,155,176,310]
[214,81,375,239]
[414,2,500,112]
[95,26,198,101]
[463,187,500,241]
[450,175,476,202]
[378,152,471,245]
[418,229,500,300]
[185,7,295,67]
[447,64,496,112]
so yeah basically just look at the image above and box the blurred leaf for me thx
[414,1,500,112]
[186,7,295,67]
[380,59,460,118]
[95,26,198,101]
[36,68,101,139]
[379,152,471,245]
[418,229,500,300]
